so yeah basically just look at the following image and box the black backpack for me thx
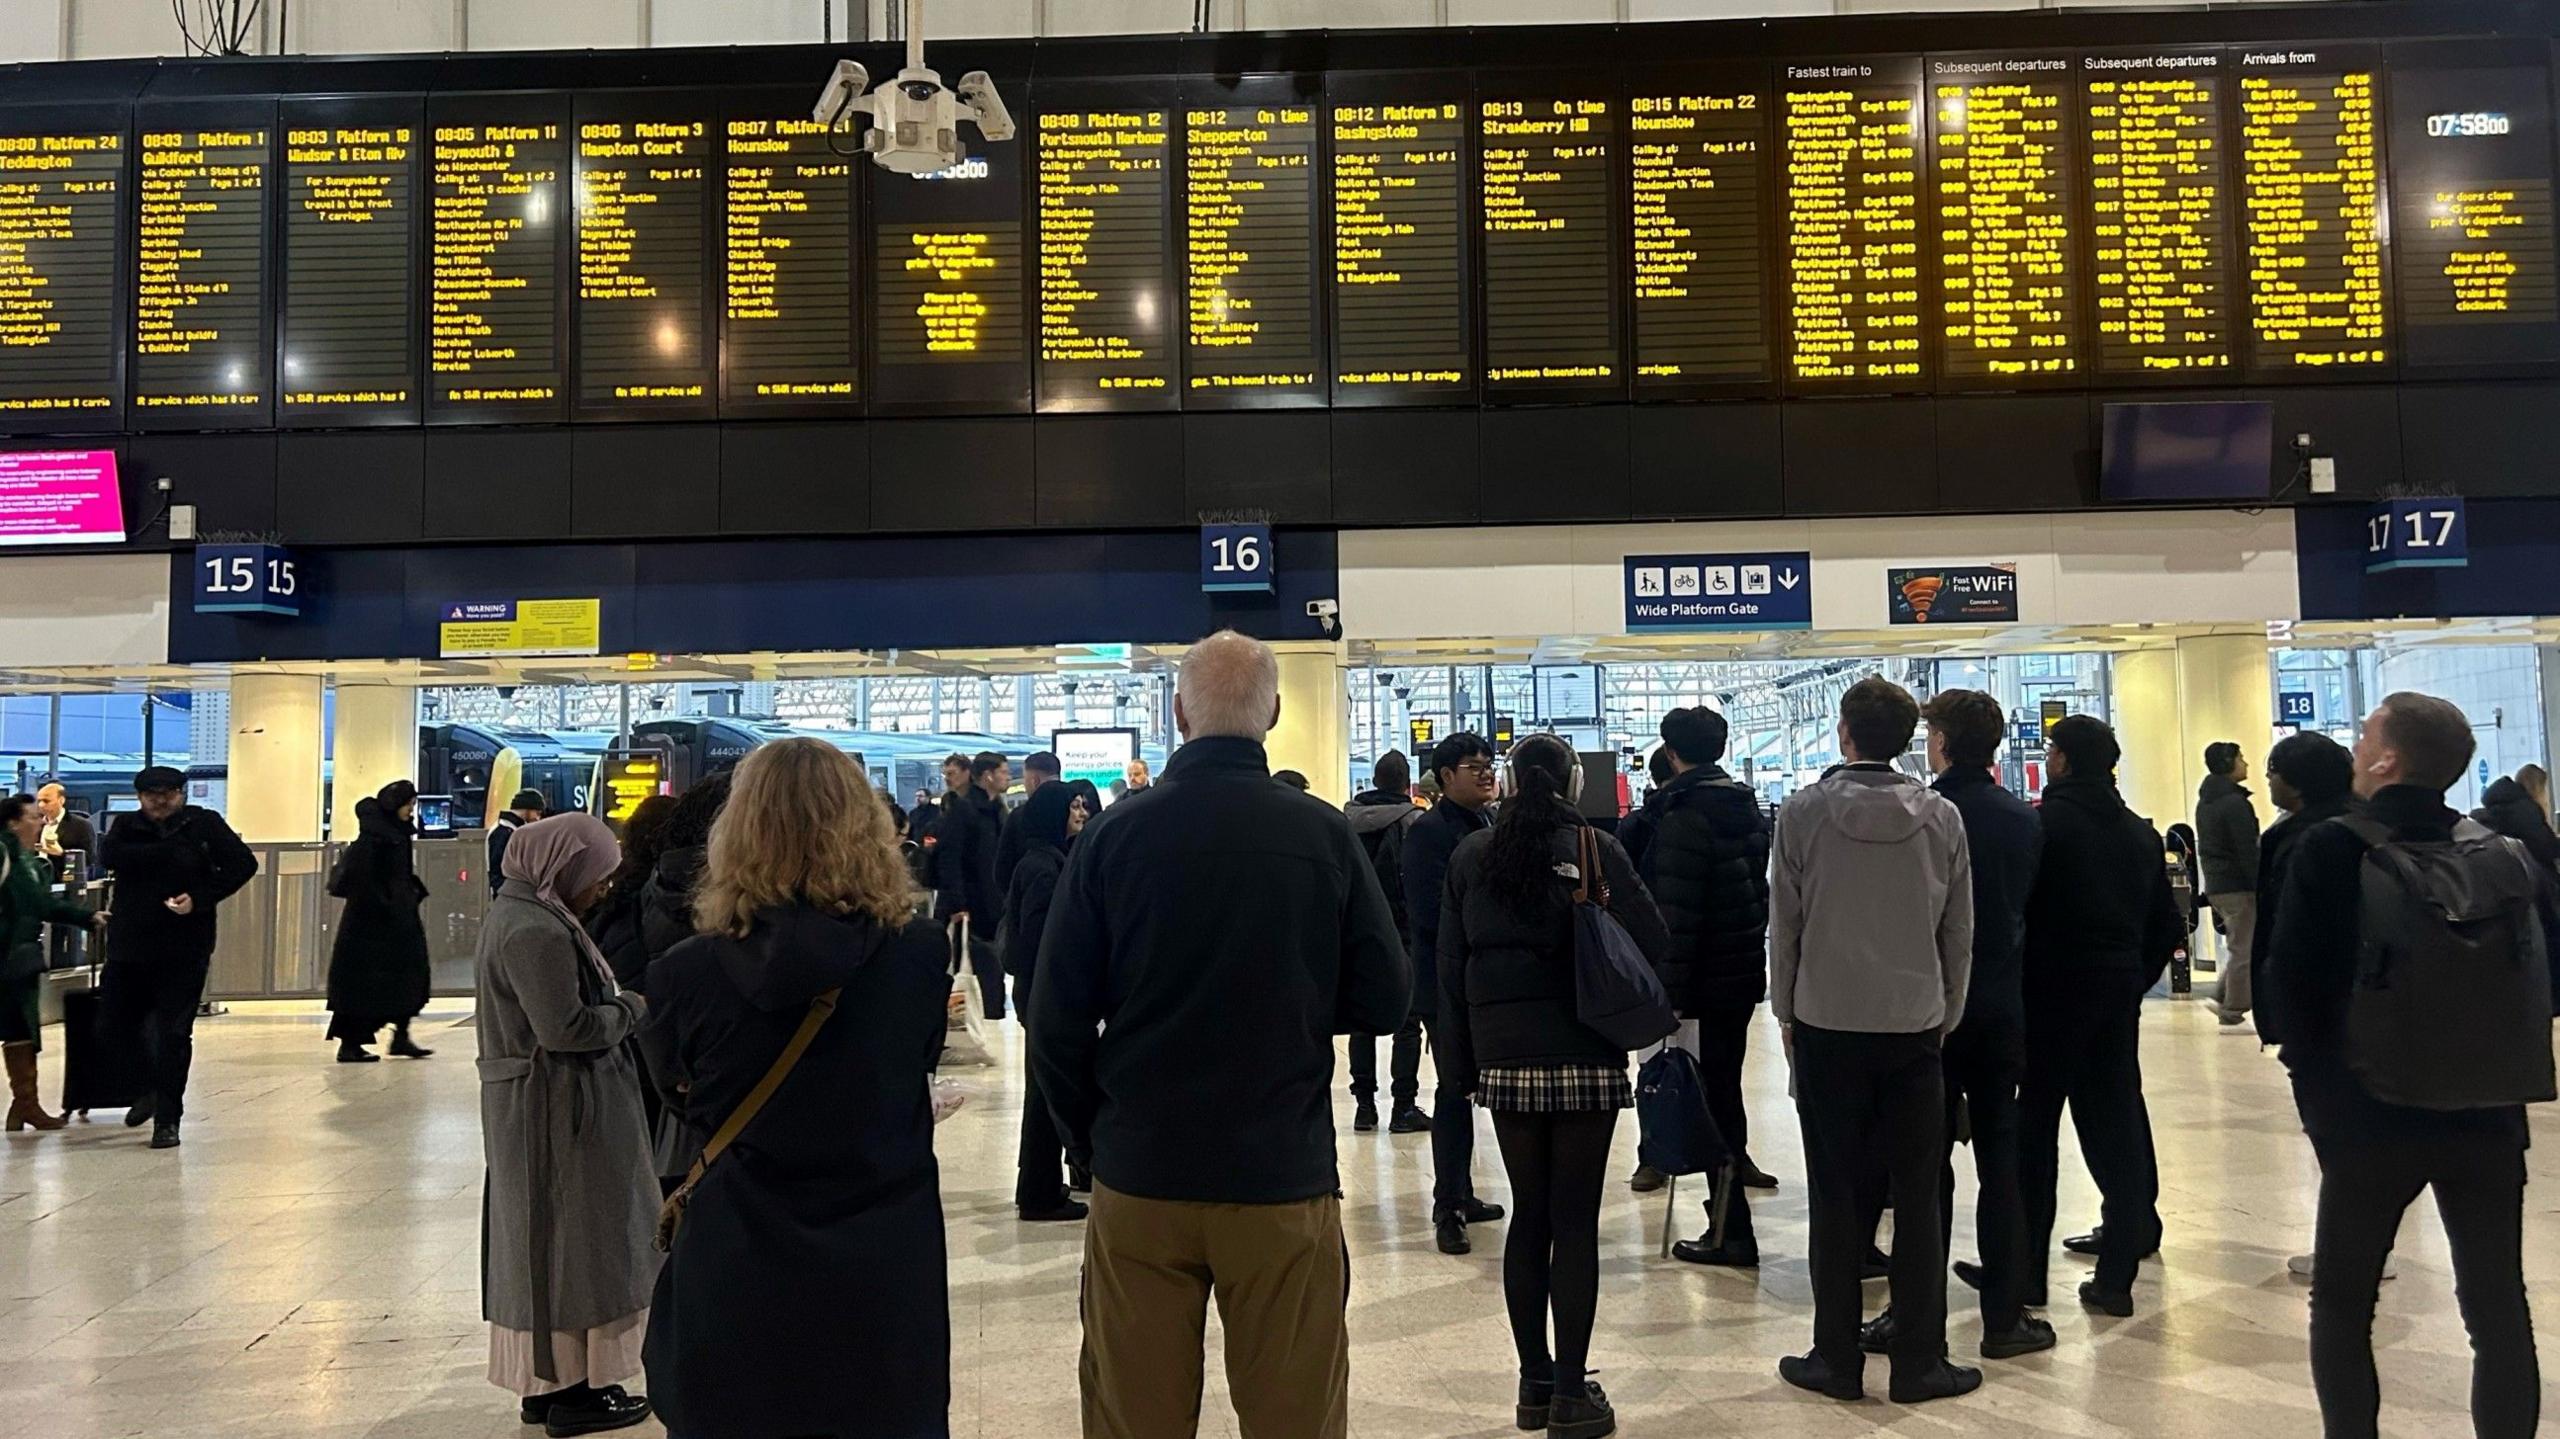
[2341,816,2558,1111]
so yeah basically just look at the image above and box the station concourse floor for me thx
[3,997,2553,1439]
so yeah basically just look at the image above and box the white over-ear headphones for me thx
[1499,735,1585,806]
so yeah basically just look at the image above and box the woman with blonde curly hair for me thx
[640,739,952,1439]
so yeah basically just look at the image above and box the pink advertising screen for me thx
[0,449,125,546]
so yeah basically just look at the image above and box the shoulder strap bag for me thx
[654,986,841,1252]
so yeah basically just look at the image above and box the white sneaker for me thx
[2289,1253,2396,1280]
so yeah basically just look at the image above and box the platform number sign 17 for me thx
[2365,498,2469,573]
[1201,523,1276,594]
[193,543,301,617]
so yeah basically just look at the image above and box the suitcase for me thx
[57,979,145,1116]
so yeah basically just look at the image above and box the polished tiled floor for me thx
[2,995,2552,1437]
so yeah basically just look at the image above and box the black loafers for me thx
[542,1385,651,1437]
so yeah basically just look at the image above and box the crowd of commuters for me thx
[2,635,2551,1439]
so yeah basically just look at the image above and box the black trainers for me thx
[1435,1212,1471,1256]
[1981,1315,2058,1359]
[1777,1351,1862,1401]
[1353,1102,1379,1133]
[1670,1236,1759,1268]
[1547,1378,1615,1438]
[1389,1105,1433,1134]
[2079,1281,2135,1318]
[1514,1375,1554,1432]
[149,1120,180,1150]
[1888,1360,1983,1405]
[542,1384,651,1437]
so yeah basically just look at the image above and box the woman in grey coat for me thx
[477,813,660,1438]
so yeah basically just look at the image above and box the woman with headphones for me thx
[1435,734,1671,1439]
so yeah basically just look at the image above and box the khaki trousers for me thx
[1079,1182,1349,1439]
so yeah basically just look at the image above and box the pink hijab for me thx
[500,813,621,981]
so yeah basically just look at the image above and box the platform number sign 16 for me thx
[1201,523,1276,594]
[2365,498,2469,574]
[193,543,302,617]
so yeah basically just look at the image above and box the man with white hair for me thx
[1031,629,1411,1439]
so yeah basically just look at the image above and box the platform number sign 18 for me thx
[2365,498,2469,573]
[193,544,301,617]
[1201,523,1276,594]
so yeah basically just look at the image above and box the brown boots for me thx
[4,1040,65,1132]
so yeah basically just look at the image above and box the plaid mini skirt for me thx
[1474,1063,1633,1114]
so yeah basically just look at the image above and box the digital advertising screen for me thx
[0,448,124,546]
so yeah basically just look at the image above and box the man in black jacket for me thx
[1343,749,1426,1135]
[1030,631,1409,1439]
[2249,731,2357,1045]
[1866,690,2052,1358]
[2017,718,2185,1319]
[2197,741,2263,1027]
[2265,693,2542,1438]
[1630,707,1777,1267]
[938,751,1009,1019]
[95,767,259,1149]
[485,788,545,896]
[1405,732,1508,1256]
[994,748,1061,897]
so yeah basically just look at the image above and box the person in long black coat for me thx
[324,782,434,1063]
[642,739,951,1439]
[1003,778,1098,1221]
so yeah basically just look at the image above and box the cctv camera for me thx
[1305,599,1339,620]
[811,59,869,127]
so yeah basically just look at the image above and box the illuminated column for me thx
[331,684,419,839]
[2113,650,2185,829]
[2113,637,2276,835]
[227,673,325,844]
[1267,644,1351,806]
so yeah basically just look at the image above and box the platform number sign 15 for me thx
[1201,523,1276,594]
[193,543,301,617]
[2365,498,2469,573]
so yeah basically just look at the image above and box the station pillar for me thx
[227,673,326,843]
[1268,643,1351,806]
[331,683,418,839]
[2114,635,2276,835]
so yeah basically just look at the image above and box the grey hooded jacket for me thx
[1769,763,1974,1036]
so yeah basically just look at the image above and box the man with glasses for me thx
[1403,733,1507,1255]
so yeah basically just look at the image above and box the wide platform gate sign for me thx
[1623,552,1813,632]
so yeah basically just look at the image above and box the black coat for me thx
[2248,792,2356,1043]
[2473,777,2560,870]
[2022,775,2185,996]
[1401,798,1490,1020]
[1933,767,2042,1029]
[643,905,953,1439]
[1028,736,1410,1205]
[1628,765,1771,1015]
[486,812,524,896]
[632,845,710,1174]
[931,788,1002,920]
[97,804,258,965]
[2195,773,2262,894]
[325,799,431,1022]
[1002,843,1065,982]
[1436,817,1670,1093]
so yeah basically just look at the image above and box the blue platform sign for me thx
[1624,552,1812,632]
[1201,523,1275,593]
[2278,690,2316,724]
[2365,498,2469,573]
[192,544,300,617]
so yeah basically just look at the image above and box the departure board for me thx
[1630,78,1770,388]
[1931,57,2078,383]
[132,120,270,423]
[2389,51,2560,369]
[0,121,123,426]
[576,109,711,414]
[722,108,860,409]
[1331,96,1470,403]
[428,101,566,422]
[1182,100,1321,406]
[1782,61,1926,388]
[280,105,419,424]
[2084,49,2233,376]
[1481,95,1620,392]
[872,90,1029,416]
[2239,48,2389,372]
[1035,104,1174,411]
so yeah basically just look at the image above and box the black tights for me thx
[1491,1108,1619,1392]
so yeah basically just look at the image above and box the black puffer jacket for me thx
[1629,766,1771,1014]
[2195,773,2262,894]
[2474,776,2560,871]
[1436,816,1671,1094]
